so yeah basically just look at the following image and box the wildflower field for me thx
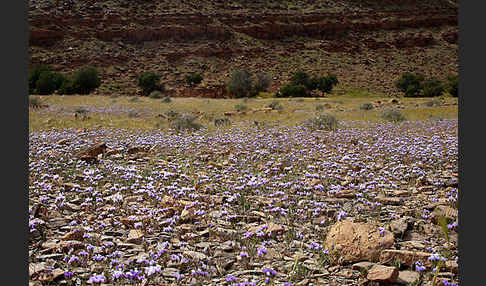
[29,95,458,285]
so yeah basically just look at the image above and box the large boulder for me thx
[324,219,395,264]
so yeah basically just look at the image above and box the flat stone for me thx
[367,265,399,283]
[126,229,144,244]
[352,261,376,271]
[390,218,408,235]
[380,250,433,267]
[396,270,420,285]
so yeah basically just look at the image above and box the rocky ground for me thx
[29,119,458,285]
[28,0,458,97]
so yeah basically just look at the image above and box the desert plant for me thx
[29,95,42,108]
[138,72,163,96]
[446,74,458,97]
[73,66,101,94]
[29,64,52,94]
[290,70,311,87]
[395,72,425,97]
[360,103,374,110]
[268,100,283,111]
[35,71,66,95]
[166,110,180,120]
[315,74,338,93]
[227,69,253,98]
[234,104,248,112]
[149,90,164,99]
[170,114,202,132]
[316,104,325,111]
[185,73,203,86]
[214,117,231,127]
[58,76,77,95]
[162,97,172,103]
[253,72,272,94]
[303,113,338,131]
[422,78,445,97]
[381,109,407,122]
[278,83,308,98]
[74,106,89,115]
[424,98,443,107]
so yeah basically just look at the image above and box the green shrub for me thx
[58,76,77,95]
[316,104,325,111]
[278,83,308,98]
[234,104,248,112]
[422,78,445,97]
[214,117,231,127]
[170,114,202,132]
[35,71,66,95]
[29,95,42,108]
[268,100,283,111]
[149,90,164,99]
[162,97,172,103]
[29,64,52,94]
[227,69,253,98]
[446,74,458,97]
[138,72,163,96]
[360,103,374,110]
[73,66,101,94]
[290,70,311,87]
[395,72,425,97]
[185,73,203,86]
[381,109,406,122]
[303,113,338,131]
[424,98,442,107]
[253,72,272,94]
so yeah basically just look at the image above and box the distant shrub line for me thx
[29,64,101,95]
[277,70,338,98]
[395,72,458,98]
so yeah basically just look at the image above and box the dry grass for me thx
[29,94,458,132]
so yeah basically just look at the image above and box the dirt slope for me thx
[28,0,458,97]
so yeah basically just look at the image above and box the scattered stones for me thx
[126,229,144,244]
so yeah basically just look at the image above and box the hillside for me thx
[28,0,458,97]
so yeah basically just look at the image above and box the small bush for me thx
[170,114,202,132]
[138,72,163,96]
[29,95,42,108]
[381,109,406,122]
[316,104,325,111]
[74,106,89,115]
[253,72,272,94]
[278,83,308,98]
[395,72,425,97]
[29,64,52,94]
[73,66,101,95]
[214,117,231,127]
[446,74,458,97]
[162,97,172,103]
[149,90,164,99]
[290,70,311,87]
[268,100,283,111]
[128,111,140,118]
[35,71,66,95]
[424,98,443,107]
[166,110,180,120]
[360,103,374,110]
[185,73,203,86]
[234,104,248,112]
[315,74,338,93]
[422,78,445,97]
[227,69,253,98]
[58,76,77,95]
[303,113,338,131]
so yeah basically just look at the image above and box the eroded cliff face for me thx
[28,0,458,97]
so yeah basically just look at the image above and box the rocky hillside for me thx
[28,0,458,97]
